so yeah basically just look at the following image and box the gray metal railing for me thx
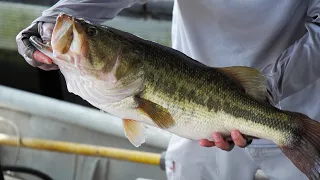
[0,85,172,149]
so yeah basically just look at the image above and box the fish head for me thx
[30,13,144,104]
[52,13,126,81]
[32,13,136,82]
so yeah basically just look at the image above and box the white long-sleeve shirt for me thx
[34,0,320,147]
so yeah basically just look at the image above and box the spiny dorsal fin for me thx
[123,119,146,147]
[135,97,175,129]
[218,66,268,102]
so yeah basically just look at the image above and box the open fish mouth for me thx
[29,13,77,60]
[30,13,89,68]
[30,35,98,73]
[30,35,78,69]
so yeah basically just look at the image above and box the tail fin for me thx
[279,113,320,180]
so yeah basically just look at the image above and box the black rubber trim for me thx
[2,166,54,180]
[159,151,166,171]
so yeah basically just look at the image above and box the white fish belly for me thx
[164,109,231,141]
[165,108,287,144]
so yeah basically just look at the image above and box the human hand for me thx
[199,130,252,151]
[16,21,58,71]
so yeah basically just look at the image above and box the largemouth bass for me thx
[30,13,320,179]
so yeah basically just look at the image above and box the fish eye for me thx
[87,26,98,37]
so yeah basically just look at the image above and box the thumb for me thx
[33,50,53,64]
[35,22,55,64]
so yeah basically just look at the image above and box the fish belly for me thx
[166,107,288,144]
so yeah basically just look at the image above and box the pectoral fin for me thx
[135,97,175,129]
[217,66,268,102]
[123,119,146,147]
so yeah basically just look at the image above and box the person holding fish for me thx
[16,0,320,180]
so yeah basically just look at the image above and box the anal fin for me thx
[123,119,146,147]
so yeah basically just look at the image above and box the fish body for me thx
[30,13,320,179]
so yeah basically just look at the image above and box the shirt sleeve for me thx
[33,0,147,24]
[262,0,320,106]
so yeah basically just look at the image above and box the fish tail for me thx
[279,113,320,180]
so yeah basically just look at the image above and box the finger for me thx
[231,130,247,148]
[33,50,53,64]
[199,139,215,147]
[212,133,232,151]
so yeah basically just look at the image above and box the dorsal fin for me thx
[217,66,268,102]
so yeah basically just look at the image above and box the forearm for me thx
[262,0,320,105]
[33,0,147,24]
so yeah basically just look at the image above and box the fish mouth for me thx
[31,13,88,67]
